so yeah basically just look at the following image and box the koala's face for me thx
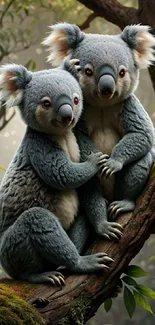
[43,23,155,109]
[72,35,139,107]
[22,69,82,134]
[0,64,83,135]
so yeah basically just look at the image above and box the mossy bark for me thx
[1,163,155,324]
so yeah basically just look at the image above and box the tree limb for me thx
[1,166,155,325]
[76,0,139,29]
[0,0,16,28]
[78,12,97,30]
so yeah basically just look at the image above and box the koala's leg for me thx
[78,178,123,240]
[0,207,113,284]
[109,152,153,220]
[68,214,90,254]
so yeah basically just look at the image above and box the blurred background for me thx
[0,1,155,324]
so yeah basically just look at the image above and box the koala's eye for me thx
[41,97,51,109]
[73,95,79,105]
[119,68,126,78]
[85,68,93,77]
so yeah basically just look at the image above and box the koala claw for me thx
[100,158,123,178]
[103,233,111,240]
[109,200,135,221]
[96,221,123,240]
[43,271,65,286]
[51,274,65,287]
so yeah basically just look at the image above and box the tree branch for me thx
[1,166,155,324]
[76,0,139,29]
[0,0,16,28]
[78,12,97,30]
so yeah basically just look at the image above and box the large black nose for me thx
[57,104,73,123]
[98,74,115,97]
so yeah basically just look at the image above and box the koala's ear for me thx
[42,23,84,67]
[121,25,155,69]
[62,59,81,81]
[0,64,32,108]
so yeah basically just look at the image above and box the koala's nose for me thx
[57,104,73,124]
[98,75,115,98]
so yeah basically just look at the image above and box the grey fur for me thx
[43,23,155,221]
[0,61,115,284]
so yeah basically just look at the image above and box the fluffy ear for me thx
[42,23,84,67]
[0,64,32,108]
[62,59,81,81]
[121,25,155,69]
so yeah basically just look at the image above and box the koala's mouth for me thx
[97,90,117,100]
[55,118,74,128]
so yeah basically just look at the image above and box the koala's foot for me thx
[109,199,135,220]
[100,157,123,178]
[77,253,114,273]
[96,221,123,240]
[22,271,65,286]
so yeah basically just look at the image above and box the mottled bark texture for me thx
[1,164,155,325]
[77,0,155,91]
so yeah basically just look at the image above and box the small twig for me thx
[0,0,16,27]
[78,12,97,30]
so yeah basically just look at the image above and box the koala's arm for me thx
[111,94,154,166]
[27,129,102,190]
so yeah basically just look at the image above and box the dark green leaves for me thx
[124,265,149,278]
[134,291,154,315]
[104,298,112,312]
[122,266,155,318]
[122,276,137,286]
[135,285,155,300]
[123,286,136,318]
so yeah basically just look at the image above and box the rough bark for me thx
[1,166,155,325]
[77,0,155,91]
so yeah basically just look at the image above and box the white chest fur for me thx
[85,103,123,155]
[84,103,123,201]
[50,130,80,229]
[52,131,80,162]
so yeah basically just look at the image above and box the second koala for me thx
[44,24,155,222]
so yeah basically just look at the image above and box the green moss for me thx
[0,279,38,299]
[0,284,45,325]
[58,296,90,325]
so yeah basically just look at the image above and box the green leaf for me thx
[123,286,136,318]
[104,298,112,313]
[135,285,155,300]
[0,166,6,172]
[134,291,154,315]
[122,276,137,286]
[124,265,149,278]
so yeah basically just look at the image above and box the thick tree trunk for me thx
[1,166,155,325]
[77,0,155,91]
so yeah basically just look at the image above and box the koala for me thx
[0,60,121,285]
[43,23,155,224]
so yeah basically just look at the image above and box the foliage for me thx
[103,265,155,321]
[0,0,91,64]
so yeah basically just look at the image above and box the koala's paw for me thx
[100,157,123,178]
[96,221,123,240]
[78,253,114,273]
[37,271,65,286]
[88,152,109,170]
[109,199,135,221]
